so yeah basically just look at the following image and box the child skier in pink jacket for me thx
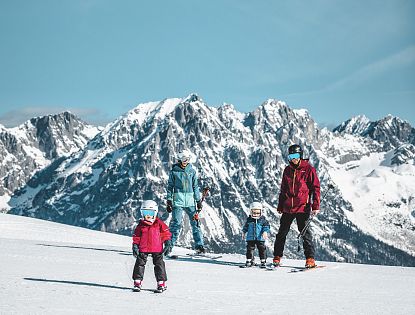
[132,200,172,293]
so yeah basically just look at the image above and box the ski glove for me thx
[193,211,200,221]
[163,240,173,256]
[132,244,139,258]
[166,200,173,213]
[311,209,320,216]
[196,200,203,211]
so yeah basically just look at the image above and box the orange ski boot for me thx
[305,257,316,268]
[272,256,281,267]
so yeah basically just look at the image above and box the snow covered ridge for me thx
[0,112,100,212]
[1,213,415,314]
[334,114,415,150]
[5,93,415,267]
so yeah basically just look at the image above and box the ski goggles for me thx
[288,153,301,161]
[141,209,156,217]
[181,158,190,163]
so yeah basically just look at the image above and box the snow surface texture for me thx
[1,213,414,315]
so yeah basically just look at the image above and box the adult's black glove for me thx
[196,200,203,211]
[166,200,173,213]
[163,240,173,256]
[132,244,139,258]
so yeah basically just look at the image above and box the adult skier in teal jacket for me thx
[165,150,205,255]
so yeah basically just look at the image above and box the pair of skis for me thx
[133,286,167,293]
[239,263,267,269]
[237,262,325,272]
[265,263,326,272]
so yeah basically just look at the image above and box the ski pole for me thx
[297,184,334,251]
[193,186,210,227]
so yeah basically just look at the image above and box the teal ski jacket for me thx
[166,163,201,207]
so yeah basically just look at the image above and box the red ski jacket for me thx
[277,159,321,214]
[132,218,172,253]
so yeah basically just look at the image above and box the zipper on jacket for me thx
[292,169,296,208]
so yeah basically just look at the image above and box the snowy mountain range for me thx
[4,94,415,266]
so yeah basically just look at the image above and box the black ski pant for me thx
[246,241,267,261]
[132,252,167,282]
[273,212,315,259]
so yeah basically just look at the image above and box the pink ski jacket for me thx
[132,218,172,253]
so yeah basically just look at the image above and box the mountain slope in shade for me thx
[8,94,415,266]
[0,112,100,211]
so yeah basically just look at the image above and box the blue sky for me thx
[0,0,414,128]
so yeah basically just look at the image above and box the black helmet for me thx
[288,144,303,158]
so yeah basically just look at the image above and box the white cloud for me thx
[323,45,415,92]
[282,45,415,98]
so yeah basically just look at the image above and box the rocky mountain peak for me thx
[334,114,415,151]
[389,144,415,166]
[0,111,99,210]
[363,115,414,150]
[333,115,371,135]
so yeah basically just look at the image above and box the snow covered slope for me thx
[328,152,415,255]
[330,116,415,257]
[1,213,414,314]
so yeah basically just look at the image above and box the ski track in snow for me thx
[1,213,414,314]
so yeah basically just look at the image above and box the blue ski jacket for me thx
[166,163,201,207]
[242,216,271,242]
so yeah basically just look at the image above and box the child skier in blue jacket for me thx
[242,202,271,268]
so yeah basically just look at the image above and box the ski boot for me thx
[244,259,255,267]
[195,245,206,254]
[305,257,316,269]
[133,280,142,292]
[155,281,167,293]
[259,260,267,269]
[272,256,281,267]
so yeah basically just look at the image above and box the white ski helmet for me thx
[177,149,191,163]
[140,200,158,222]
[249,201,263,218]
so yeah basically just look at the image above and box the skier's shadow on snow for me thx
[37,243,130,255]
[24,277,154,292]
[167,256,243,267]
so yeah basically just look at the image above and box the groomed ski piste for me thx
[1,213,414,314]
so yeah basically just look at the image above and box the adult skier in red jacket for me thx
[273,144,321,268]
